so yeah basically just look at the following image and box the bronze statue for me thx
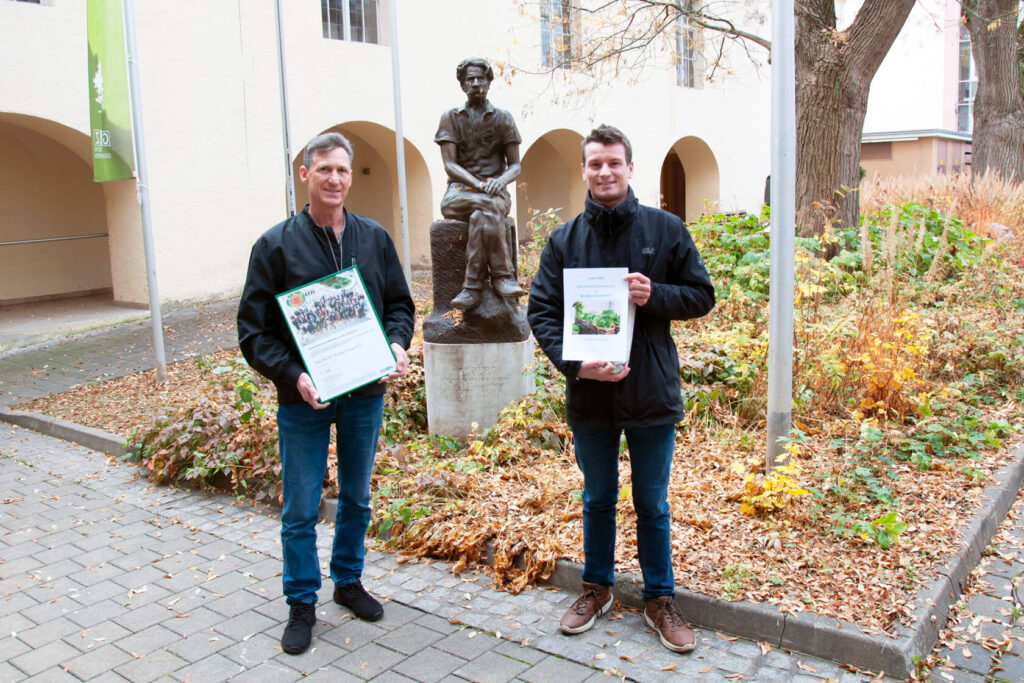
[435,58,526,311]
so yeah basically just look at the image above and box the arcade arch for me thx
[659,136,719,223]
[292,122,432,269]
[517,129,586,242]
[0,115,112,303]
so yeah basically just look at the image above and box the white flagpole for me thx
[122,0,167,383]
[389,0,412,285]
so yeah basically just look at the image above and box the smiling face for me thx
[459,65,490,104]
[582,141,634,208]
[299,146,352,213]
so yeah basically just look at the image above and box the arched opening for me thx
[517,128,586,242]
[661,136,719,222]
[292,122,433,269]
[0,115,111,304]
[660,150,686,222]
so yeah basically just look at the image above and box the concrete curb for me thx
[6,406,1023,677]
[0,408,129,456]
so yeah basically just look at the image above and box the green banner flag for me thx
[87,0,135,182]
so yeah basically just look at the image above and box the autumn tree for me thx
[962,0,1024,181]
[515,0,915,237]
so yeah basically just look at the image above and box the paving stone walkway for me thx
[2,425,867,682]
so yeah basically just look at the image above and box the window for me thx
[675,0,700,89]
[321,0,379,44]
[540,0,573,69]
[956,25,977,133]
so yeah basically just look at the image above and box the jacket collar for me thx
[584,187,638,237]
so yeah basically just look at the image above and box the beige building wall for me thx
[862,136,972,179]
[517,130,587,239]
[1,0,772,306]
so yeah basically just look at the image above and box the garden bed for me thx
[18,176,1024,640]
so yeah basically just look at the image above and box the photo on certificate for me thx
[562,267,635,363]
[276,267,396,401]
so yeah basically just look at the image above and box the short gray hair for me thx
[303,132,354,168]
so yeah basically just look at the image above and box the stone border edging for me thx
[0,408,129,456]
[4,406,1021,677]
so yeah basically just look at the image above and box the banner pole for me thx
[122,0,167,383]
[274,0,296,217]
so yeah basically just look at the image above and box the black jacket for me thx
[527,189,715,428]
[237,207,415,405]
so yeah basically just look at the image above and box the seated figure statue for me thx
[435,57,527,311]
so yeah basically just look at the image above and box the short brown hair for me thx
[582,125,632,164]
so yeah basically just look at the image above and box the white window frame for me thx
[676,0,701,89]
[322,0,380,45]
[540,0,573,69]
[956,24,978,134]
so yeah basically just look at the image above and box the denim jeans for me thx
[571,424,676,600]
[277,395,384,605]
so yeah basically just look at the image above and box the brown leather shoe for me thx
[559,582,613,634]
[644,596,695,653]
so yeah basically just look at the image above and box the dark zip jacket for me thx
[237,207,414,405]
[527,188,715,429]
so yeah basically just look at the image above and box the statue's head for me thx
[456,58,494,86]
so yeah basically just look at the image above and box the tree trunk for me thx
[794,0,915,238]
[964,0,1024,182]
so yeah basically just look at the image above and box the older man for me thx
[527,125,715,654]
[435,57,526,310]
[238,132,414,654]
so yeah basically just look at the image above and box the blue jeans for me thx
[277,395,384,605]
[571,424,676,600]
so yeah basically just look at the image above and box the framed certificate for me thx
[276,266,396,401]
[562,267,635,362]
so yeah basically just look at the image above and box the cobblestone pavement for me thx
[0,299,238,407]
[925,492,1024,683]
[1,425,886,682]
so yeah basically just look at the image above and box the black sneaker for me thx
[333,580,383,621]
[281,601,316,654]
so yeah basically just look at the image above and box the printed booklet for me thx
[562,267,635,362]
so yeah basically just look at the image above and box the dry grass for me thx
[861,172,1024,240]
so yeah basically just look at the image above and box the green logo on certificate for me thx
[287,293,305,307]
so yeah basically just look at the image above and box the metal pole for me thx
[389,0,412,285]
[274,0,296,216]
[766,0,796,468]
[122,0,167,383]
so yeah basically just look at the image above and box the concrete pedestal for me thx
[424,337,535,439]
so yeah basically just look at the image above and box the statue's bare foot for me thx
[492,277,526,298]
[451,288,482,310]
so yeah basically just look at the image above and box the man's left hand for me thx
[380,343,410,382]
[624,272,651,306]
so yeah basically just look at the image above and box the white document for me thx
[276,266,396,402]
[562,267,635,362]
